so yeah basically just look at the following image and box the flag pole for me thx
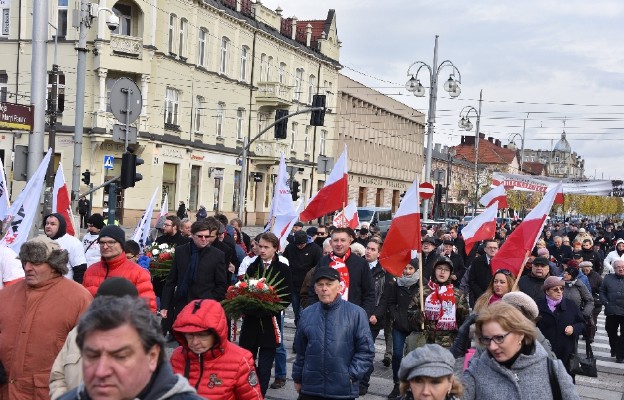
[419,250,424,331]
[511,249,532,291]
[341,201,346,227]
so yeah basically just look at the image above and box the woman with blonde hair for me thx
[473,269,516,313]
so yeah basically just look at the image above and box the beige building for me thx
[336,75,425,212]
[0,0,341,225]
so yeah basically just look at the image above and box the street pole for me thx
[72,0,89,204]
[422,36,440,218]
[28,0,48,179]
[472,90,483,216]
[444,154,452,220]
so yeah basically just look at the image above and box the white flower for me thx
[152,249,160,255]
[159,244,168,250]
[248,279,259,286]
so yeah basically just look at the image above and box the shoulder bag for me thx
[568,340,598,377]
[547,357,562,400]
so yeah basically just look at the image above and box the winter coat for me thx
[155,232,191,248]
[467,255,492,308]
[58,363,202,400]
[422,283,468,348]
[419,251,440,283]
[585,270,603,303]
[536,297,586,368]
[379,280,421,334]
[580,249,603,274]
[308,253,376,316]
[239,256,292,349]
[292,296,375,399]
[44,213,88,283]
[603,249,624,275]
[518,274,548,302]
[548,243,574,266]
[599,273,624,316]
[563,279,594,317]
[83,252,157,312]
[462,342,579,400]
[370,262,393,327]
[196,208,207,221]
[49,328,81,400]
[171,300,262,400]
[0,277,92,400]
[283,242,322,291]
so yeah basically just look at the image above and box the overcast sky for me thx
[262,0,624,181]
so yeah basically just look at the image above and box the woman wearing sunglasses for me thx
[462,302,579,399]
[536,276,586,382]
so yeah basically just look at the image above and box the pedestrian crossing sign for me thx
[104,155,114,170]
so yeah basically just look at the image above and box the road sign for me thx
[104,155,114,170]
[419,181,435,199]
[110,77,142,125]
[112,124,137,144]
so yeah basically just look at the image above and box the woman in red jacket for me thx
[171,299,263,400]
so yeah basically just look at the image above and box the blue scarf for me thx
[177,242,202,302]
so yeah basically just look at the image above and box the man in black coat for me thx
[518,256,551,302]
[154,216,190,248]
[441,239,466,284]
[468,239,499,308]
[549,235,574,266]
[160,219,227,330]
[308,227,375,316]
[418,237,440,283]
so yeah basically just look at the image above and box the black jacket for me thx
[420,251,440,283]
[308,253,376,316]
[518,274,548,302]
[283,242,322,291]
[379,280,421,334]
[468,255,492,308]
[155,231,190,248]
[370,263,394,326]
[548,244,573,265]
[536,297,585,367]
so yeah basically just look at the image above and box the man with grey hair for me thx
[0,236,92,399]
[180,218,192,238]
[58,296,201,399]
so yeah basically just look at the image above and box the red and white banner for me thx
[270,154,299,244]
[479,184,508,209]
[52,163,76,236]
[492,172,612,196]
[132,187,160,250]
[461,202,498,255]
[379,178,421,276]
[159,193,168,219]
[0,156,10,221]
[300,145,348,222]
[332,200,359,229]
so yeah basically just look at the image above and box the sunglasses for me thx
[549,287,564,293]
[195,234,216,239]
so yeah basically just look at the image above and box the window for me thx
[168,14,177,54]
[236,108,245,140]
[290,122,297,151]
[189,165,200,212]
[220,37,229,75]
[267,56,273,81]
[47,71,65,113]
[197,28,207,66]
[278,62,286,84]
[216,102,225,137]
[240,46,249,82]
[233,171,241,212]
[294,68,304,101]
[112,3,132,36]
[194,96,204,132]
[57,0,68,37]
[213,174,223,211]
[164,87,179,127]
[260,54,267,81]
[179,18,187,59]
[319,130,327,155]
[308,74,316,104]
[0,73,8,103]
[304,126,311,154]
[162,163,177,211]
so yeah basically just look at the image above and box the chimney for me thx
[488,136,494,143]
[275,6,282,16]
[236,0,242,12]
[291,18,298,40]
[495,139,501,147]
[442,145,448,154]
[479,133,485,139]
[463,135,475,146]
[434,143,441,153]
[306,23,312,47]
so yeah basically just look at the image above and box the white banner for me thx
[0,156,10,220]
[492,172,613,196]
[131,187,160,251]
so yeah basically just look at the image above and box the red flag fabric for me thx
[300,146,348,221]
[491,182,562,277]
[554,186,564,205]
[332,200,359,229]
[461,202,498,254]
[378,179,421,276]
[479,184,508,209]
[52,163,75,236]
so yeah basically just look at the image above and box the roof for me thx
[454,137,517,165]
[522,162,546,175]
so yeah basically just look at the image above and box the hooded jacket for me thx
[563,279,594,317]
[603,239,624,274]
[170,300,263,400]
[44,213,88,283]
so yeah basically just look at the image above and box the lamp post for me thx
[405,35,461,218]
[444,147,456,219]
[458,90,483,216]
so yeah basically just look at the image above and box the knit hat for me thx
[18,235,69,276]
[502,292,539,321]
[442,239,454,246]
[398,344,454,381]
[87,213,105,229]
[542,276,564,291]
[99,225,125,245]
[567,259,580,268]
[96,277,139,298]
[565,266,580,279]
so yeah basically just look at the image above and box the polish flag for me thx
[52,163,76,236]
[332,200,359,229]
[270,154,298,243]
[554,186,564,205]
[159,193,168,219]
[378,179,421,276]
[461,202,498,255]
[491,182,562,276]
[479,184,508,209]
[300,146,348,222]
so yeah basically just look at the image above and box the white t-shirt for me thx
[55,234,88,280]
[238,254,289,276]
[0,246,24,288]
[82,232,101,267]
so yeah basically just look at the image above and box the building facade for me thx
[335,74,425,212]
[428,144,475,218]
[521,131,585,179]
[0,0,341,225]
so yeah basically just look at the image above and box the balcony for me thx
[252,139,289,161]
[256,82,293,108]
[110,34,143,58]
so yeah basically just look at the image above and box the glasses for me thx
[478,332,511,346]
[549,287,564,293]
[195,234,216,239]
[435,267,451,272]
[494,269,512,276]
[163,223,173,227]
[98,240,118,247]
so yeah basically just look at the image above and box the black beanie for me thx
[96,277,139,298]
[99,225,126,245]
[87,213,105,229]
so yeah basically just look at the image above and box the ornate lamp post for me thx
[444,147,456,219]
[458,90,483,216]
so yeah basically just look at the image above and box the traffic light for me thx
[274,109,289,139]
[120,150,144,189]
[291,180,300,201]
[310,94,326,126]
[81,170,90,185]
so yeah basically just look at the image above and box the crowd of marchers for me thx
[0,210,623,400]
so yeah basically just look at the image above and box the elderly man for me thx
[518,256,552,302]
[44,213,88,283]
[180,218,192,238]
[600,259,624,363]
[549,235,574,267]
[57,296,202,400]
[82,225,157,312]
[293,266,374,400]
[0,236,92,399]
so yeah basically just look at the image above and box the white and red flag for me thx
[378,178,421,276]
[0,156,10,221]
[479,184,508,209]
[491,182,562,276]
[159,193,169,219]
[461,202,498,255]
[52,163,76,236]
[332,200,359,229]
[300,146,348,222]
[554,185,564,205]
[132,187,160,251]
[270,154,299,244]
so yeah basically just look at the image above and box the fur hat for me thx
[542,276,564,291]
[502,292,539,321]
[18,235,69,276]
[99,225,126,245]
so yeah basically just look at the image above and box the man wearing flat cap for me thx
[518,256,552,302]
[0,236,92,399]
[293,266,374,400]
[411,236,440,285]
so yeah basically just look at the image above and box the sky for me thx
[262,0,624,181]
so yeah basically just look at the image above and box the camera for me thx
[106,14,120,31]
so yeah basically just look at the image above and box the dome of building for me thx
[553,130,571,153]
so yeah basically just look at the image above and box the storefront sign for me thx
[350,174,408,190]
[0,102,33,130]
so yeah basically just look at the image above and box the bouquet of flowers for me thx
[221,269,287,321]
[145,242,175,279]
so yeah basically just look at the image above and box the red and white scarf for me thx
[329,249,351,301]
[424,280,457,331]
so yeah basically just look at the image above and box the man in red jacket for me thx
[82,225,157,312]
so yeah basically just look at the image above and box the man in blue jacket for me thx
[293,266,374,399]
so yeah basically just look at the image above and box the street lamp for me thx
[405,35,461,217]
[458,90,483,216]
[444,147,456,220]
